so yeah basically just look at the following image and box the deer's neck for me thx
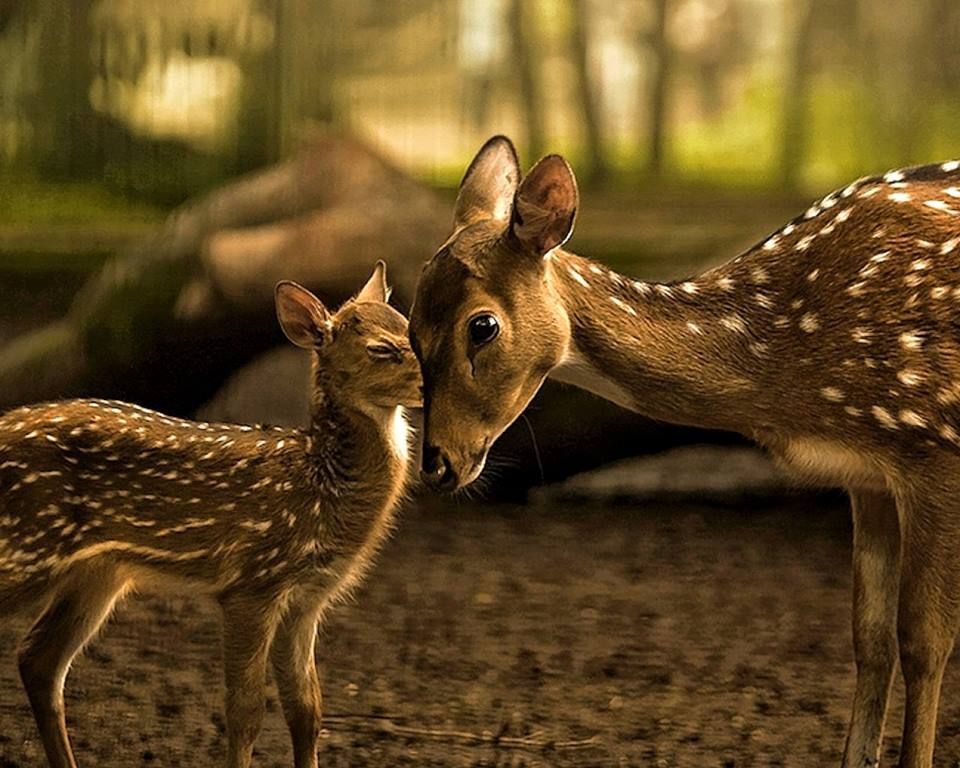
[547,250,772,433]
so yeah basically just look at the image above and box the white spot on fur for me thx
[940,424,960,443]
[568,267,590,288]
[924,199,957,214]
[900,410,927,428]
[884,170,906,183]
[763,236,780,251]
[782,224,796,235]
[720,314,747,333]
[795,235,815,251]
[889,191,911,203]
[872,406,898,430]
[900,331,924,350]
[686,321,702,335]
[655,284,673,297]
[940,238,959,255]
[897,369,924,386]
[942,161,960,172]
[800,312,820,333]
[844,406,862,417]
[609,296,637,316]
[754,292,774,309]
[680,282,698,295]
[807,269,820,282]
[717,277,734,292]
[820,387,844,402]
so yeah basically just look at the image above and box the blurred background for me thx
[2,0,958,492]
[2,2,960,766]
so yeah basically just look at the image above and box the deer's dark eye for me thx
[468,314,500,347]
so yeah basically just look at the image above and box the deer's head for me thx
[410,136,578,491]
[277,262,423,413]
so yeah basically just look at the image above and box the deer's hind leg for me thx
[894,480,960,768]
[18,561,130,768]
[842,489,901,768]
[270,597,324,768]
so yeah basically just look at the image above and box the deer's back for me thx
[710,163,960,465]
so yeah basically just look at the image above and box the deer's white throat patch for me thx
[550,345,635,411]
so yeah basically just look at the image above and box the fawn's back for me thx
[0,398,406,609]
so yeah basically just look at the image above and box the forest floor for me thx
[4,496,960,768]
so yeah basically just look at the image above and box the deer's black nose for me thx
[421,444,458,491]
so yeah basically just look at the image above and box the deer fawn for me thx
[0,262,421,768]
[409,136,960,767]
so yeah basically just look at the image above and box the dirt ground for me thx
[2,496,960,768]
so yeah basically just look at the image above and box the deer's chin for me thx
[457,455,488,489]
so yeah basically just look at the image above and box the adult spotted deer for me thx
[409,136,960,767]
[0,263,420,768]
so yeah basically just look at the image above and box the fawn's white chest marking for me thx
[387,406,410,462]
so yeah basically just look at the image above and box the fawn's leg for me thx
[271,599,323,768]
[842,489,901,768]
[895,484,960,768]
[220,594,282,768]
[18,563,130,768]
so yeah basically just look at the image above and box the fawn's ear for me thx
[275,281,331,349]
[454,135,521,228]
[355,260,391,303]
[512,154,579,256]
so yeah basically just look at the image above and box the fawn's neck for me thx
[305,366,409,494]
[547,250,772,433]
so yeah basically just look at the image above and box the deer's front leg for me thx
[220,595,281,768]
[271,599,324,768]
[842,489,900,768]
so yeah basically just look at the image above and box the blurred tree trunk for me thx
[569,0,607,182]
[0,135,446,414]
[29,0,102,178]
[236,1,284,172]
[645,0,672,179]
[508,0,544,160]
[780,0,815,190]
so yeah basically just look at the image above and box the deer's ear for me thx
[275,281,331,349]
[356,260,391,303]
[454,135,521,227]
[512,154,579,255]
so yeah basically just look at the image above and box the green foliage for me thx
[669,76,781,188]
[0,177,165,226]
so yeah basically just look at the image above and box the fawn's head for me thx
[410,136,578,490]
[276,262,422,412]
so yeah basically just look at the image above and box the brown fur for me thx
[410,136,960,768]
[0,263,421,768]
